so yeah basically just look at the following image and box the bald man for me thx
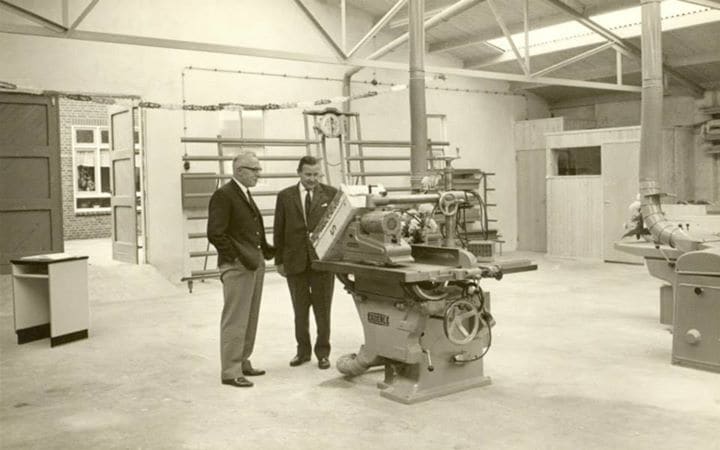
[207,152,274,388]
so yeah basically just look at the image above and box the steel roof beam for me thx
[347,0,407,58]
[530,41,614,78]
[388,5,444,29]
[365,0,486,62]
[428,0,634,54]
[0,23,642,93]
[0,0,67,33]
[540,0,704,95]
[293,0,347,59]
[68,0,101,33]
[487,0,528,74]
[681,0,720,9]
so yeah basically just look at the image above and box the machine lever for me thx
[422,348,434,372]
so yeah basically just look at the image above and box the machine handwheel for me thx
[443,299,481,345]
[438,192,460,216]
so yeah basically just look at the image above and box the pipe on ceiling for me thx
[342,0,486,108]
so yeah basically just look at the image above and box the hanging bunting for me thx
[0,79,409,112]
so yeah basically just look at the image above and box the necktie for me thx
[304,189,312,224]
[246,189,259,216]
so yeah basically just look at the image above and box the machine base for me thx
[672,357,720,373]
[378,373,491,404]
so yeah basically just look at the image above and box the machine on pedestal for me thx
[311,184,536,403]
[616,241,720,373]
[614,1,720,374]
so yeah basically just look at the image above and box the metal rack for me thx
[342,113,450,190]
[179,132,322,292]
[177,110,501,291]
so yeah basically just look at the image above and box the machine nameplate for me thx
[368,312,390,326]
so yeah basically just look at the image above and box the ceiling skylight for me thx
[486,0,715,53]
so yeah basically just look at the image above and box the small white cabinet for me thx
[11,254,89,347]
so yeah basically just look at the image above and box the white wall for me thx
[1,1,548,282]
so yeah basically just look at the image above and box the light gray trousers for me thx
[219,260,265,379]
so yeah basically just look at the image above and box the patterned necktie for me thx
[304,189,312,224]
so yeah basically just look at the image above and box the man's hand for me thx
[276,264,286,277]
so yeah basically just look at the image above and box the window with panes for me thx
[72,126,141,212]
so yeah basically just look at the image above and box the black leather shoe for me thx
[221,377,253,387]
[318,357,331,370]
[289,355,311,367]
[242,368,266,377]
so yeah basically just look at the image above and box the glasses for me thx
[237,166,262,173]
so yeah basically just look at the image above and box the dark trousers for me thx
[286,269,334,359]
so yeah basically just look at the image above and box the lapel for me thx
[308,184,326,215]
[230,180,255,214]
[292,184,304,221]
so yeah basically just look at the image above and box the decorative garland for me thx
[0,79,396,111]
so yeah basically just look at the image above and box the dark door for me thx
[0,93,63,274]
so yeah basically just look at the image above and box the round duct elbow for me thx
[336,346,383,377]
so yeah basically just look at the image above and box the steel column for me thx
[409,0,429,191]
[638,0,701,252]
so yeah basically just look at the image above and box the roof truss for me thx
[0,0,669,95]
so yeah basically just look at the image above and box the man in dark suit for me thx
[274,156,338,369]
[207,152,274,388]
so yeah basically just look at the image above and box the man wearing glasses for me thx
[207,152,274,388]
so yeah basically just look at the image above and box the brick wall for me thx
[59,98,112,240]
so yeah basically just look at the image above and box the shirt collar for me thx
[298,182,314,195]
[233,177,250,196]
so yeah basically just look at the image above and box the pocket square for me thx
[321,203,328,207]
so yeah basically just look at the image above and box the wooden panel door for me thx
[110,106,138,263]
[0,93,62,274]
[516,149,547,251]
[547,176,603,258]
[602,141,642,264]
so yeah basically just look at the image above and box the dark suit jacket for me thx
[274,183,338,275]
[207,180,274,270]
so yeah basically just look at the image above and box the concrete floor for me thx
[1,239,718,450]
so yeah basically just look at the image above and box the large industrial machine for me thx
[311,184,535,403]
[615,1,720,373]
[304,0,535,404]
